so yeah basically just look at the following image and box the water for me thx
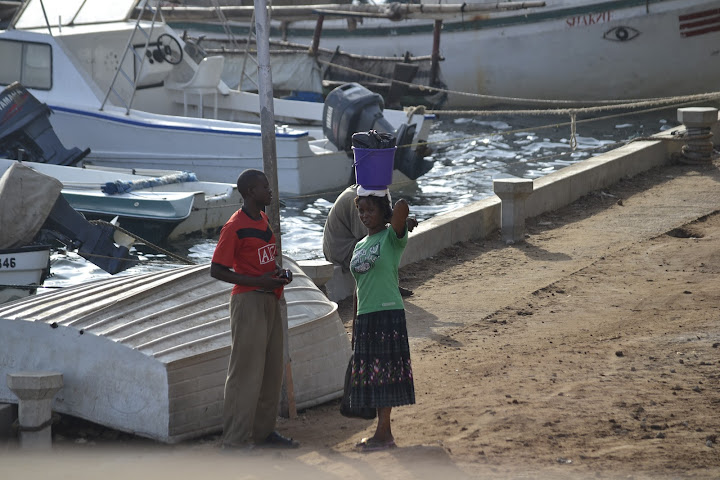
[44,107,679,289]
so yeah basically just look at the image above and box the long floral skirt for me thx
[350,309,415,408]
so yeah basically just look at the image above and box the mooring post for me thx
[6,372,63,449]
[676,107,718,165]
[493,176,534,244]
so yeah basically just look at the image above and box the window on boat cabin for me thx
[0,40,51,90]
[14,0,136,29]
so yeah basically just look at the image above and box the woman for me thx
[349,190,415,452]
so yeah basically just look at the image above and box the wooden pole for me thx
[431,19,442,88]
[154,3,547,23]
[309,13,324,56]
[253,0,297,419]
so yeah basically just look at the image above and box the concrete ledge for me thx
[401,197,500,267]
[527,138,674,218]
[403,131,685,269]
[296,259,334,287]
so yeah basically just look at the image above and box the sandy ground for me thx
[2,160,719,479]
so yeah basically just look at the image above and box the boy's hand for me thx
[406,217,418,232]
[258,270,288,289]
[277,268,293,284]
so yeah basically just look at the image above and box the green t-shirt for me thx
[350,226,407,315]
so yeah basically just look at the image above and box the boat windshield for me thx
[13,0,137,30]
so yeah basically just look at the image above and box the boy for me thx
[210,169,298,449]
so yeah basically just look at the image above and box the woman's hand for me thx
[391,199,410,237]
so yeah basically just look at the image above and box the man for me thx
[210,169,299,450]
[323,184,417,297]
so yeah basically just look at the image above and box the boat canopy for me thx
[12,0,137,30]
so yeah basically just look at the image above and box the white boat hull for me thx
[0,246,50,304]
[45,105,353,196]
[0,258,351,443]
[248,0,720,107]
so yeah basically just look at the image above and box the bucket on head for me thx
[352,146,396,190]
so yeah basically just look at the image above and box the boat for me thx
[0,0,434,197]
[0,161,139,304]
[0,257,352,444]
[0,245,51,304]
[0,87,243,244]
[182,34,447,109]
[164,0,720,108]
[0,158,242,245]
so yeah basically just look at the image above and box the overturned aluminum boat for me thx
[0,257,351,443]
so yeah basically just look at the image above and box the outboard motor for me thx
[322,83,433,181]
[37,195,137,275]
[0,82,89,166]
[0,162,136,275]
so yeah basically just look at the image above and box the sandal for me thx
[259,431,300,449]
[356,438,396,452]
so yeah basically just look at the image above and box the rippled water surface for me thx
[44,108,679,289]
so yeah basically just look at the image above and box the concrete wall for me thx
[401,123,702,268]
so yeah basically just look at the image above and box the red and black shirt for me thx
[212,208,282,298]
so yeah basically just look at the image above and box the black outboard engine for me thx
[0,161,136,275]
[37,195,136,275]
[0,82,89,165]
[322,83,433,181]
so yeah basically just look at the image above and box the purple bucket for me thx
[352,146,396,190]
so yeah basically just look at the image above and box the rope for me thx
[407,133,689,188]
[278,101,697,202]
[0,284,63,290]
[569,112,577,150]
[11,413,60,433]
[316,57,720,108]
[318,55,719,153]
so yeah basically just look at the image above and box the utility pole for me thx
[253,0,297,419]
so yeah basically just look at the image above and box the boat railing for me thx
[100,0,159,114]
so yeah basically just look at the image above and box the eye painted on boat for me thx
[603,26,640,42]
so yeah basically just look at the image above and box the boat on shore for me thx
[0,257,351,444]
[0,161,139,304]
[164,0,720,108]
[0,0,434,196]
[0,158,243,245]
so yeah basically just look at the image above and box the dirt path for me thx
[283,160,720,479]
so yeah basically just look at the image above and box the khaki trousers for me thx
[221,290,284,446]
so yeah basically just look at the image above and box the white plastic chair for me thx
[175,55,225,119]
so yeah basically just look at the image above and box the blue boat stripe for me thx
[49,105,308,138]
